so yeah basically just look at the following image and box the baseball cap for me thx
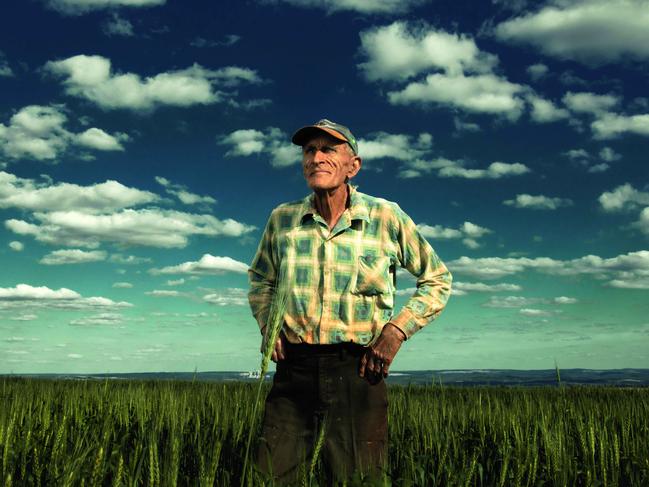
[291,119,358,155]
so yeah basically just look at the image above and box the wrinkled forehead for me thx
[301,132,347,150]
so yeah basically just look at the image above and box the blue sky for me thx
[1,0,649,373]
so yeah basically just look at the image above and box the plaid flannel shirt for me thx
[248,186,452,345]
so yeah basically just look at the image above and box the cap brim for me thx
[291,126,348,146]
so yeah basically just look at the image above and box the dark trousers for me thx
[256,342,388,483]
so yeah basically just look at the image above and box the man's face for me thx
[302,133,361,192]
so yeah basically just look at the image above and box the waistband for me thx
[284,341,367,358]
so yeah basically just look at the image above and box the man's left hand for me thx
[359,323,406,380]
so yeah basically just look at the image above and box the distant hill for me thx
[4,369,649,386]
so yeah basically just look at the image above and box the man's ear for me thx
[349,156,362,178]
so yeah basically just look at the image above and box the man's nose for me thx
[312,149,327,163]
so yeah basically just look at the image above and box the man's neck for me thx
[313,184,349,229]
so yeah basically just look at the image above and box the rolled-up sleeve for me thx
[388,205,452,339]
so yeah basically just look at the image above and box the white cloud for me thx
[562,91,620,115]
[520,308,551,317]
[150,253,249,275]
[0,171,158,213]
[166,278,185,286]
[9,314,39,321]
[526,63,548,81]
[599,147,621,162]
[75,128,128,151]
[358,22,496,81]
[6,208,254,248]
[388,73,526,120]
[418,221,492,249]
[484,295,540,308]
[591,113,649,139]
[0,284,132,310]
[438,161,530,179]
[588,163,610,173]
[0,105,129,161]
[109,253,151,264]
[528,95,570,123]
[191,35,241,48]
[598,184,649,212]
[453,117,480,133]
[451,281,522,296]
[112,282,133,288]
[359,132,433,161]
[145,290,181,297]
[40,249,107,265]
[554,296,578,304]
[45,55,263,112]
[67,353,83,358]
[154,176,216,205]
[103,13,134,36]
[449,250,649,290]
[0,51,13,77]
[48,0,165,15]
[358,21,526,120]
[261,0,426,14]
[564,148,589,160]
[494,0,649,65]
[218,127,300,167]
[9,241,24,251]
[633,207,649,237]
[203,287,248,306]
[503,194,573,210]
[70,312,124,326]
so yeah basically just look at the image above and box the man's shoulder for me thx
[354,189,402,215]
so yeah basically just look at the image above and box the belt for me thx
[284,341,367,357]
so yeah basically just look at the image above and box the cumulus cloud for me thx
[562,92,620,115]
[438,161,530,179]
[0,284,132,310]
[484,295,540,308]
[418,221,492,249]
[9,241,24,251]
[388,73,526,120]
[526,63,548,81]
[40,249,107,265]
[591,113,649,139]
[6,208,255,248]
[259,0,426,14]
[217,127,300,167]
[0,51,13,77]
[0,171,158,213]
[69,312,124,326]
[633,208,649,238]
[503,194,573,210]
[359,132,433,161]
[494,0,649,65]
[145,290,181,297]
[598,184,649,212]
[191,35,241,48]
[599,147,621,162]
[520,308,552,317]
[112,282,133,288]
[155,176,216,205]
[450,281,522,296]
[47,0,165,15]
[0,105,129,161]
[449,250,649,289]
[358,21,526,120]
[527,95,570,123]
[150,254,249,275]
[45,55,263,112]
[564,148,589,161]
[109,253,151,264]
[554,296,578,304]
[102,13,134,36]
[359,22,496,81]
[203,287,248,306]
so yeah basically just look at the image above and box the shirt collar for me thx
[299,184,370,224]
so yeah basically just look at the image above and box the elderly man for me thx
[248,119,452,482]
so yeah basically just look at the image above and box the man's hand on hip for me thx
[359,323,406,380]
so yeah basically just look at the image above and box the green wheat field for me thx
[1,378,648,486]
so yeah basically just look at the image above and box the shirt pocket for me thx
[351,255,392,296]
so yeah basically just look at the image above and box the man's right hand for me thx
[260,328,287,362]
